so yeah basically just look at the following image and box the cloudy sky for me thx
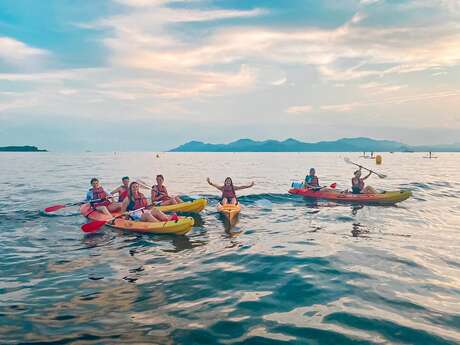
[0,0,459,151]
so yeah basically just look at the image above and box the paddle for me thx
[82,204,155,233]
[44,198,107,213]
[344,157,387,179]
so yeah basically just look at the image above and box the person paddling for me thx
[121,182,178,222]
[111,176,130,202]
[351,169,376,194]
[151,175,183,206]
[207,177,254,205]
[304,168,320,189]
[86,178,121,216]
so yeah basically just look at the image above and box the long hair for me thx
[128,181,139,202]
[224,177,235,197]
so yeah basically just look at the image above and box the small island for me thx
[0,146,47,152]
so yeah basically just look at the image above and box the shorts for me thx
[352,187,361,194]
[130,211,143,221]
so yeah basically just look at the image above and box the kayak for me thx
[217,203,241,221]
[80,204,194,235]
[156,198,207,213]
[289,188,412,205]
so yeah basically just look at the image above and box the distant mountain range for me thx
[0,146,47,152]
[170,137,460,152]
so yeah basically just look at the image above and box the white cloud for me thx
[286,105,313,114]
[0,37,49,66]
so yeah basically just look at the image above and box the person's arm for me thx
[234,181,255,190]
[207,178,223,191]
[120,197,129,212]
[85,191,93,202]
[110,186,121,195]
[363,171,372,180]
[151,187,159,202]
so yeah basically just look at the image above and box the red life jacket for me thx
[222,184,236,199]
[152,185,169,201]
[352,178,365,190]
[127,192,148,211]
[91,187,108,200]
[118,187,128,202]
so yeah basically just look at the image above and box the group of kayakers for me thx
[86,176,181,222]
[304,168,375,194]
[85,166,377,222]
[85,175,255,221]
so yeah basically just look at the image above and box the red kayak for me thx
[289,188,411,205]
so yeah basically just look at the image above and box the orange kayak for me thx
[217,203,241,221]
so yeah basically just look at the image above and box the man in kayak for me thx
[111,176,130,202]
[151,175,183,206]
[304,168,320,189]
[207,177,254,205]
[351,169,376,194]
[121,182,178,222]
[86,178,121,216]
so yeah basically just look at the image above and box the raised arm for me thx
[207,177,224,191]
[363,171,372,180]
[110,186,121,195]
[234,181,255,190]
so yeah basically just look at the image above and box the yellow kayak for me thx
[80,204,194,235]
[156,198,207,213]
[217,203,241,222]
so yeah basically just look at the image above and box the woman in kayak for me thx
[111,176,130,202]
[305,168,320,189]
[86,178,121,216]
[351,169,376,194]
[151,175,183,206]
[207,177,254,205]
[122,182,178,222]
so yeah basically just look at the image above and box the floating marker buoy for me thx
[376,155,382,165]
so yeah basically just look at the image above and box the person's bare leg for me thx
[364,186,376,194]
[231,197,237,205]
[97,206,112,216]
[141,212,159,222]
[108,202,121,212]
[221,197,229,205]
[175,196,183,203]
[150,208,171,221]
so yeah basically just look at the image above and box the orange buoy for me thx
[376,155,382,165]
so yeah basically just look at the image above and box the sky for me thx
[0,0,459,151]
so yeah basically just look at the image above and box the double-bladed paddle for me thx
[44,198,108,213]
[344,157,387,178]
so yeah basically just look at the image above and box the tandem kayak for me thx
[156,198,207,213]
[289,188,412,205]
[217,203,241,222]
[80,204,194,235]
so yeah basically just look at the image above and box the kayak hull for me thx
[217,203,241,221]
[156,198,207,213]
[80,204,194,235]
[289,189,412,205]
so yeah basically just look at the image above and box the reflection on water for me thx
[0,152,460,344]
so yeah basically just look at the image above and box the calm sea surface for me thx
[0,152,459,344]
